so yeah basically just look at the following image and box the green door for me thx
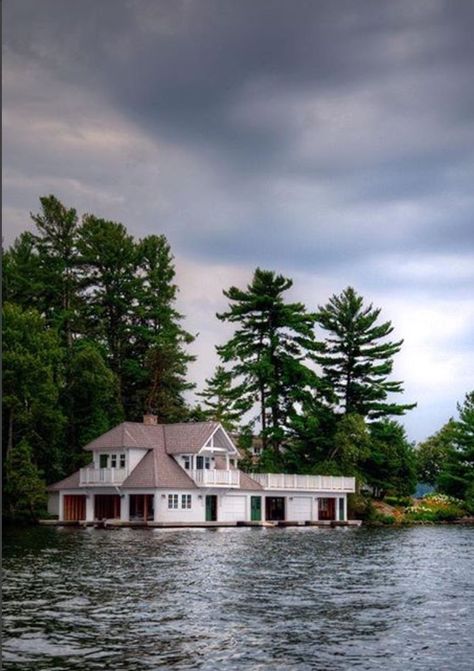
[250,496,262,521]
[205,495,217,521]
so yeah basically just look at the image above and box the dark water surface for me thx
[2,525,474,670]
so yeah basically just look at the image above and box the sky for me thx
[3,0,474,443]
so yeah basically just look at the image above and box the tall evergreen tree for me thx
[131,234,195,421]
[30,195,81,348]
[316,286,415,419]
[438,391,474,506]
[217,268,320,458]
[77,215,139,407]
[198,365,242,432]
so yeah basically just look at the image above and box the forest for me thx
[3,196,473,519]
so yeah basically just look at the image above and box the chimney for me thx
[143,414,158,426]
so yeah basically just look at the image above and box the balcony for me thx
[190,469,240,488]
[79,466,127,486]
[250,474,355,492]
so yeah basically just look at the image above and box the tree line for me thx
[3,196,473,518]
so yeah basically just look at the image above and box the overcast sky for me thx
[3,0,474,442]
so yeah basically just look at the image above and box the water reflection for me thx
[3,525,474,670]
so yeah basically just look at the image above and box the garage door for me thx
[220,495,247,522]
[288,496,312,521]
[63,495,86,521]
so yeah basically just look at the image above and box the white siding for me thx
[287,496,312,521]
[154,490,205,523]
[48,492,59,516]
[220,494,247,521]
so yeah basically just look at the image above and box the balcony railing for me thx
[190,469,240,488]
[250,474,355,492]
[79,466,127,486]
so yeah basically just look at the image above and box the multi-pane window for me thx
[196,456,211,470]
[111,454,117,468]
[183,456,191,470]
[181,494,192,509]
[119,454,126,468]
[168,494,179,509]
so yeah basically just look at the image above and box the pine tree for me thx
[316,286,415,419]
[438,391,474,506]
[77,215,139,407]
[198,365,242,432]
[217,268,320,458]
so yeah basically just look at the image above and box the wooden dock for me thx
[39,519,362,529]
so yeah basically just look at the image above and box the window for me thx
[229,458,235,468]
[111,454,117,468]
[319,498,328,511]
[119,454,126,469]
[168,494,179,509]
[196,456,211,470]
[99,454,109,468]
[183,456,191,470]
[181,494,192,509]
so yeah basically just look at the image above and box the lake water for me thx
[2,525,474,670]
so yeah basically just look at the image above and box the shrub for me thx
[385,495,412,507]
[347,493,375,520]
[372,512,396,525]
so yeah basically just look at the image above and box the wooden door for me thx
[205,495,217,521]
[63,495,86,521]
[250,496,262,521]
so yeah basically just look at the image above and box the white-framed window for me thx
[99,454,109,468]
[181,494,192,509]
[196,456,211,470]
[183,456,191,470]
[111,454,117,468]
[119,454,126,468]
[168,494,179,509]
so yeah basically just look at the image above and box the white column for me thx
[85,494,94,521]
[154,493,160,522]
[314,497,319,521]
[120,493,130,522]
[343,496,348,522]
[225,453,230,470]
[59,492,64,521]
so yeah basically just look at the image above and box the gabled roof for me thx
[84,421,221,454]
[47,421,262,492]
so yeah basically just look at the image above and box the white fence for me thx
[250,473,355,492]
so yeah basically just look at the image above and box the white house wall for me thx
[154,490,205,523]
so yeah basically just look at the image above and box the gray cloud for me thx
[3,0,474,441]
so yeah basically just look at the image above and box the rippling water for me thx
[2,525,474,670]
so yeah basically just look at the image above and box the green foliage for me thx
[347,493,375,521]
[437,391,474,502]
[384,495,412,507]
[62,340,123,472]
[2,303,66,482]
[316,287,415,419]
[198,365,242,432]
[416,419,457,485]
[362,420,417,498]
[217,268,320,457]
[3,438,47,521]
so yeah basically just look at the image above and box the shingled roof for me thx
[48,421,262,491]
[84,421,221,454]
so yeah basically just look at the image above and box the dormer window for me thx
[183,456,191,470]
[119,454,126,469]
[111,455,117,468]
[99,454,109,468]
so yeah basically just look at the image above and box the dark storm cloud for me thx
[3,0,474,441]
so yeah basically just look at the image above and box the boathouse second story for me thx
[53,416,355,495]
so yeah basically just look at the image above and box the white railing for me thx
[79,467,127,486]
[250,473,355,492]
[190,469,240,487]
